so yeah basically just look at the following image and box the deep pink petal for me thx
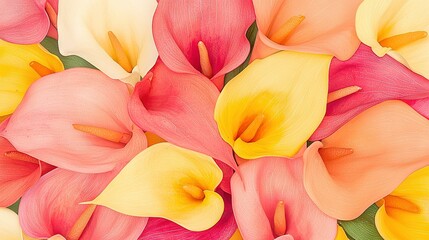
[1,68,147,173]
[129,61,236,170]
[153,0,255,84]
[311,44,429,140]
[19,167,147,239]
[0,0,50,44]
[231,157,336,240]
[139,191,236,240]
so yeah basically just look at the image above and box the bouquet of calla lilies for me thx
[1,0,429,239]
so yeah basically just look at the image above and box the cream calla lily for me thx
[356,0,429,78]
[214,51,331,159]
[0,40,63,117]
[57,0,158,85]
[375,166,429,239]
[0,208,22,240]
[87,143,224,231]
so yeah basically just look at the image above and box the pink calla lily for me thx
[129,61,236,170]
[231,156,337,240]
[1,68,147,173]
[19,167,147,239]
[152,0,255,89]
[311,44,429,140]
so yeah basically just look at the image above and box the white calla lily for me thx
[0,208,22,240]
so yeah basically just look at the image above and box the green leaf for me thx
[40,37,96,69]
[8,199,20,214]
[224,21,258,85]
[339,204,383,240]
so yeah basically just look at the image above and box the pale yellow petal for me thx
[87,143,224,231]
[215,51,331,159]
[0,208,22,240]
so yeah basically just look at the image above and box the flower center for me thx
[4,151,39,164]
[197,41,213,78]
[379,31,428,50]
[318,147,354,160]
[45,2,57,29]
[66,205,97,240]
[183,184,205,200]
[236,114,265,143]
[327,86,362,103]
[274,200,286,237]
[72,124,132,144]
[108,31,133,73]
[268,15,305,44]
[29,61,55,77]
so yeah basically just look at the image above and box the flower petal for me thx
[215,51,331,159]
[88,143,224,231]
[304,101,429,220]
[0,208,21,240]
[129,61,236,170]
[1,68,146,173]
[0,0,49,44]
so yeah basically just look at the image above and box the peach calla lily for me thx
[87,143,224,232]
[375,166,429,240]
[215,51,331,160]
[1,68,146,173]
[251,0,362,61]
[0,40,63,118]
[304,100,429,220]
[152,0,255,89]
[57,0,158,85]
[356,0,429,78]
[231,156,337,240]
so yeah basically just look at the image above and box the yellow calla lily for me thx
[335,225,349,240]
[375,166,429,239]
[356,0,429,78]
[214,51,331,159]
[87,142,224,231]
[0,208,22,240]
[0,40,63,117]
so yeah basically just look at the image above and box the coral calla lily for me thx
[129,61,236,170]
[57,0,158,85]
[356,0,429,78]
[304,101,429,220]
[0,208,22,240]
[1,68,146,173]
[251,0,362,61]
[231,156,337,240]
[0,40,63,118]
[87,143,224,232]
[375,166,429,240]
[215,51,331,160]
[311,45,429,140]
[19,167,147,240]
[152,0,255,89]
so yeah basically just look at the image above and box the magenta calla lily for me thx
[129,61,236,170]
[311,44,429,140]
[1,68,147,173]
[231,156,337,240]
[19,167,147,239]
[152,0,255,89]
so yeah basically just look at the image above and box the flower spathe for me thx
[0,208,22,240]
[215,51,331,160]
[57,0,158,85]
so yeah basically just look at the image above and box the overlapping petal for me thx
[215,51,331,159]
[88,143,224,232]
[251,0,362,60]
[0,40,63,117]
[231,157,337,240]
[356,0,429,78]
[153,0,255,89]
[0,208,22,240]
[129,61,236,169]
[304,101,429,220]
[58,0,158,84]
[19,167,147,239]
[1,68,146,173]
[311,45,429,140]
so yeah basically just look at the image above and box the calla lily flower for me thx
[335,226,349,240]
[251,0,362,61]
[311,45,429,140]
[19,167,147,239]
[356,0,429,78]
[304,100,429,220]
[0,136,54,207]
[214,51,331,160]
[129,61,236,170]
[231,156,337,240]
[87,143,224,232]
[1,68,147,173]
[152,0,255,89]
[0,208,22,240]
[0,40,63,118]
[57,0,158,85]
[375,166,429,239]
